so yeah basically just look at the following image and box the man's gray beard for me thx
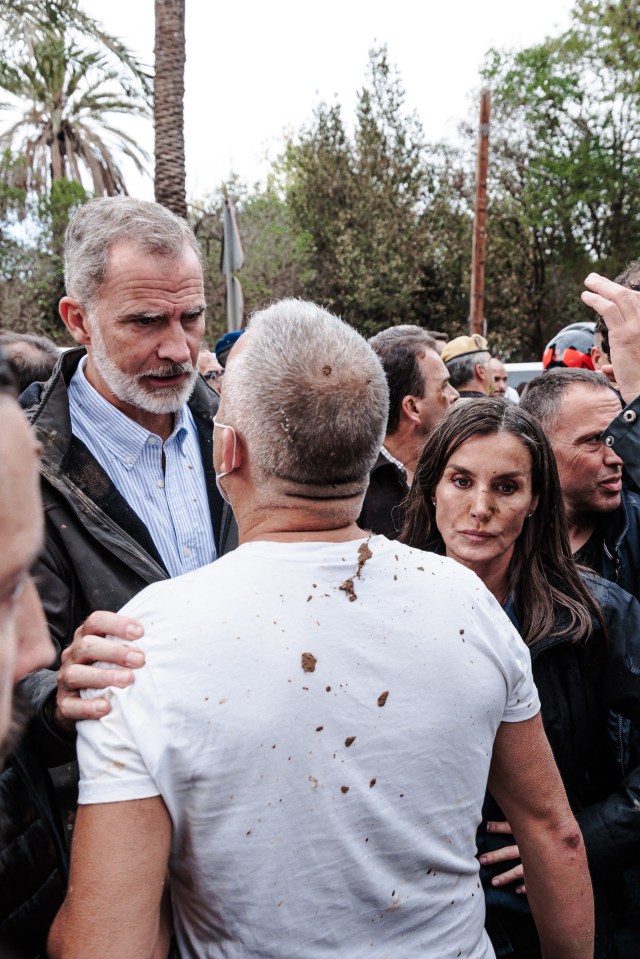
[89,321,198,414]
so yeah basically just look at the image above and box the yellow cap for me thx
[441,334,489,365]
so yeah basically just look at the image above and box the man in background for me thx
[359,325,458,537]
[441,333,495,397]
[0,332,59,394]
[490,357,508,396]
[521,369,640,600]
[198,345,224,395]
[490,356,519,403]
[426,329,449,354]
[23,196,236,735]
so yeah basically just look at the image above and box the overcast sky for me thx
[83,0,576,203]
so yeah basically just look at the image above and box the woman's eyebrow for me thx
[445,463,526,479]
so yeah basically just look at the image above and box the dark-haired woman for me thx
[401,398,640,958]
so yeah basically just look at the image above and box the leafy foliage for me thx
[0,0,150,335]
[0,17,150,197]
[279,47,473,337]
[481,0,640,353]
[1,1,638,359]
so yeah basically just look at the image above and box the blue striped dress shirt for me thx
[68,358,217,577]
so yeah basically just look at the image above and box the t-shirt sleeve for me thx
[499,621,541,724]
[77,665,161,805]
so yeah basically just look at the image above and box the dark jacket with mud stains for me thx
[21,347,237,721]
[0,349,236,957]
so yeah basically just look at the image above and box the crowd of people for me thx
[1,195,640,958]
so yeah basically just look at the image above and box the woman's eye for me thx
[452,476,470,488]
[498,483,516,494]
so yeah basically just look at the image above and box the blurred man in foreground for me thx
[0,352,53,758]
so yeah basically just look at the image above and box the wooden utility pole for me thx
[469,89,491,336]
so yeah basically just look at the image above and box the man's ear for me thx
[401,394,421,427]
[59,297,92,346]
[591,345,601,368]
[476,361,487,383]
[220,425,244,475]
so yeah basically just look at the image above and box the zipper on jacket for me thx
[603,541,621,583]
[618,713,626,778]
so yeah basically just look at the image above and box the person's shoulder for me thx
[122,559,222,618]
[188,375,219,421]
[392,541,488,591]
[622,487,640,515]
[578,571,640,647]
[580,568,615,604]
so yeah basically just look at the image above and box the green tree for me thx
[0,0,151,331]
[191,175,311,341]
[0,0,152,97]
[481,0,640,355]
[0,21,150,197]
[0,151,84,339]
[281,48,480,338]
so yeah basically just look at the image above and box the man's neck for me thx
[232,485,368,545]
[567,511,597,554]
[460,378,487,396]
[245,523,367,545]
[383,432,419,485]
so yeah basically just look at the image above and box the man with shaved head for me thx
[51,300,592,959]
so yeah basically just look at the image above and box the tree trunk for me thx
[154,0,187,218]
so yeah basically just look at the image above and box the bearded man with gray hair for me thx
[21,195,235,764]
[50,299,593,959]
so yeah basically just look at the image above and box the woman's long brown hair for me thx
[400,398,605,647]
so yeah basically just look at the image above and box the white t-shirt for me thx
[78,535,539,959]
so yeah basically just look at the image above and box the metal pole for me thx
[469,89,491,336]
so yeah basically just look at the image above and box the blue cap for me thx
[214,330,244,362]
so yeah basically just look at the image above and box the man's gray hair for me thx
[446,352,489,390]
[64,197,202,307]
[520,368,615,431]
[222,299,389,491]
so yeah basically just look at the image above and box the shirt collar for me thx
[70,357,191,470]
[380,444,406,474]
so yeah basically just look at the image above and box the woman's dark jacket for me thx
[480,572,640,958]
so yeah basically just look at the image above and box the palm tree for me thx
[0,24,150,196]
[154,0,187,217]
[0,0,152,99]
